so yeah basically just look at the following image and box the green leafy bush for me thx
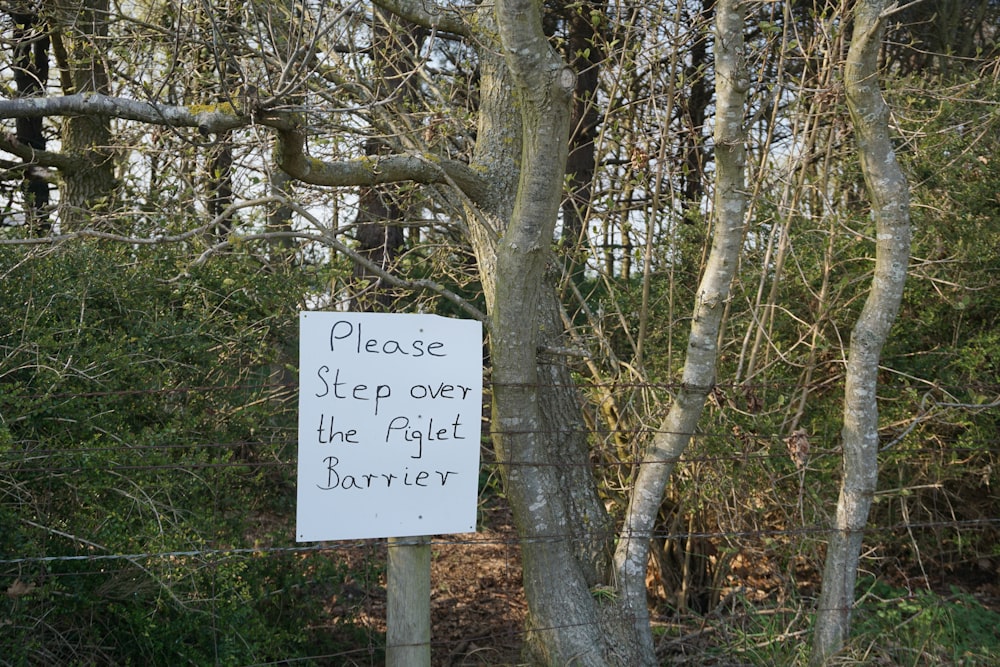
[0,242,364,664]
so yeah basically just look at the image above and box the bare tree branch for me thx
[0,93,490,202]
[0,133,85,170]
[0,93,252,133]
[188,198,488,323]
[0,195,487,323]
[0,197,279,245]
[273,124,491,203]
[371,0,471,37]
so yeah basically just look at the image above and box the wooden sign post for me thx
[387,535,431,665]
[296,312,482,664]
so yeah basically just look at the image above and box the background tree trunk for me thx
[203,0,243,241]
[50,0,116,228]
[811,0,912,663]
[555,0,601,285]
[10,9,50,231]
[349,10,424,311]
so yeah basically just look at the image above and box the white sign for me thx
[296,312,483,541]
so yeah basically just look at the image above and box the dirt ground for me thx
[318,499,1000,667]
[322,501,527,666]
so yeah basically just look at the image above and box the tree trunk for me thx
[10,9,51,231]
[49,0,117,229]
[556,0,602,284]
[349,10,424,311]
[613,1,748,659]
[204,0,243,241]
[280,0,741,661]
[810,1,911,663]
[679,0,713,224]
[465,3,623,662]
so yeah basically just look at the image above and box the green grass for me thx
[846,577,1000,666]
[653,579,1000,666]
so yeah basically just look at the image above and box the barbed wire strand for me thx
[3,442,998,476]
[1,379,999,402]
[2,518,996,566]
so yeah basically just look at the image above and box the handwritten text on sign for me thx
[296,312,483,541]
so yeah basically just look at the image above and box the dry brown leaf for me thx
[6,579,35,598]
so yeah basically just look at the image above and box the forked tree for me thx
[0,0,749,662]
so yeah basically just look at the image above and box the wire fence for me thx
[1,519,997,567]
[2,379,999,665]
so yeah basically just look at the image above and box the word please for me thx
[329,319,447,357]
[317,456,458,491]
